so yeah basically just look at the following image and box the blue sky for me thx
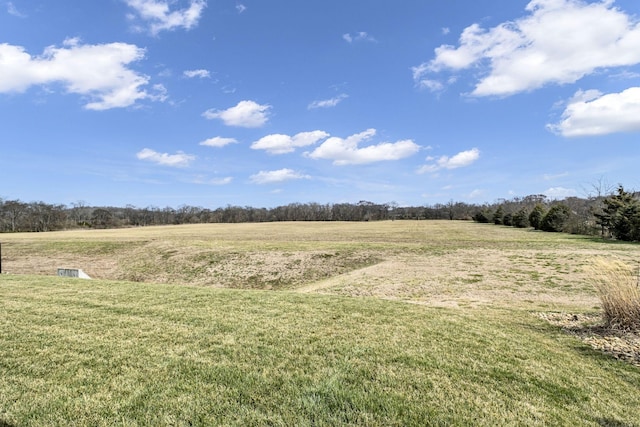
[1,0,640,208]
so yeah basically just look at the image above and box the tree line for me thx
[471,186,640,242]
[1,186,639,241]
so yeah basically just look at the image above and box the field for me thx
[1,221,640,425]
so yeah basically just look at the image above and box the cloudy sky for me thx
[1,0,639,208]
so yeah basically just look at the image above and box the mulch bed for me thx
[538,312,640,368]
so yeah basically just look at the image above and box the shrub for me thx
[586,258,640,330]
[472,210,491,223]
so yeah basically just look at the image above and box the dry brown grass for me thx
[3,221,640,311]
[585,258,640,330]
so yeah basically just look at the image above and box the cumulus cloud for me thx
[417,148,480,174]
[125,0,206,35]
[343,32,377,43]
[308,94,348,109]
[183,69,210,78]
[547,87,640,137]
[199,136,238,147]
[250,168,311,184]
[136,148,195,167]
[236,4,246,13]
[0,39,153,110]
[413,0,640,96]
[544,186,577,199]
[202,100,271,127]
[251,131,329,155]
[306,129,420,165]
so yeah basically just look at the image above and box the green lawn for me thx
[2,274,640,426]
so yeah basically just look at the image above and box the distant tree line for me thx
[472,186,640,242]
[1,186,639,241]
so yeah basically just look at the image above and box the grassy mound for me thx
[2,275,640,426]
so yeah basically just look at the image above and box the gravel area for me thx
[539,312,640,367]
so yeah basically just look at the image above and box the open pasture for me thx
[2,221,640,425]
[2,220,639,310]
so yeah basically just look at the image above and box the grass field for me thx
[1,221,640,425]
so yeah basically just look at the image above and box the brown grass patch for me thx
[585,258,640,330]
[2,221,640,312]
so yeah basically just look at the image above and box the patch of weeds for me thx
[462,274,484,284]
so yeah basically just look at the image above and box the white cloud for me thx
[250,168,311,184]
[209,177,233,185]
[183,69,210,78]
[306,129,420,165]
[251,131,329,154]
[544,186,577,199]
[125,0,206,35]
[236,4,246,13]
[343,32,377,43]
[308,94,348,109]
[136,148,195,167]
[414,0,640,96]
[417,148,480,174]
[7,2,26,17]
[0,40,153,110]
[199,136,238,148]
[466,189,485,199]
[548,87,640,137]
[543,171,569,180]
[202,100,271,127]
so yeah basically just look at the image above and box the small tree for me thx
[493,206,504,225]
[512,207,529,228]
[472,210,491,223]
[540,204,571,232]
[528,204,546,230]
[502,212,513,227]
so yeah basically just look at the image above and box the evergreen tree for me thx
[493,206,504,225]
[540,204,571,232]
[512,207,529,228]
[528,204,545,230]
[595,186,640,241]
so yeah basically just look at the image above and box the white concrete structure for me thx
[57,268,91,279]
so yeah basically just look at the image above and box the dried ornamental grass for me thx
[586,258,640,330]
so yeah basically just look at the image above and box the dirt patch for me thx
[538,312,640,367]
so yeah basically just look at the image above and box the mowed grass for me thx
[2,221,640,425]
[2,275,640,426]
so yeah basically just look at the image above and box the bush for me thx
[472,211,491,223]
[586,258,640,330]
